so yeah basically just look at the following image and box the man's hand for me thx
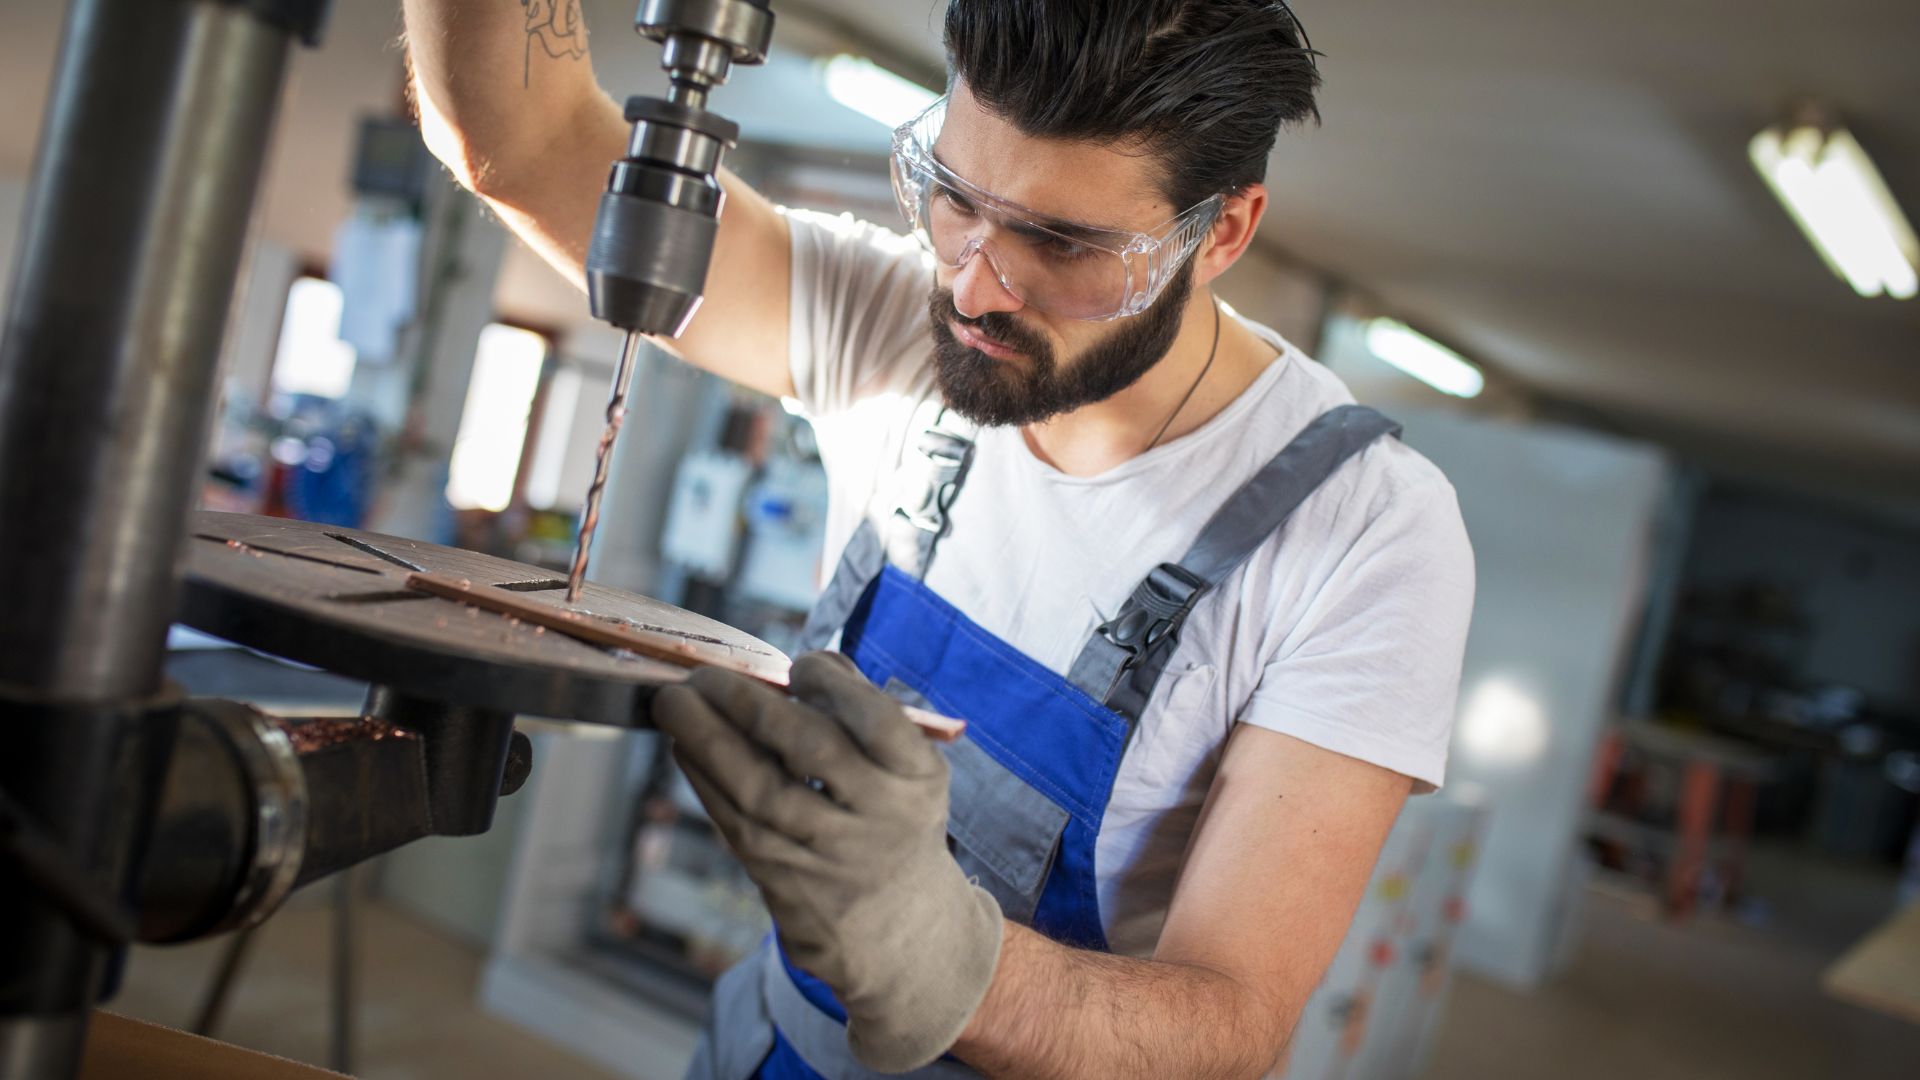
[652,653,1004,1073]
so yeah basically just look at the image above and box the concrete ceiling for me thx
[1,1,1915,509]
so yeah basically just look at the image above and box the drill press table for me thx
[178,512,788,726]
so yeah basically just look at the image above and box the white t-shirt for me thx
[783,209,1476,956]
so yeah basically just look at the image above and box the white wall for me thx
[1401,408,1671,988]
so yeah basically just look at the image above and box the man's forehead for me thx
[932,82,1172,234]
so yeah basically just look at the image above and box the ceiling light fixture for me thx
[1363,318,1486,399]
[819,54,938,129]
[1749,117,1917,300]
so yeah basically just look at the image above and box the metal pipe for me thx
[134,700,307,945]
[0,1018,84,1080]
[0,0,295,702]
[0,4,297,1076]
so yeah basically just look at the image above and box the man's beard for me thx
[926,264,1194,427]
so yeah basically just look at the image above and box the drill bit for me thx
[566,330,642,603]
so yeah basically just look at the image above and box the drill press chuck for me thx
[585,0,774,335]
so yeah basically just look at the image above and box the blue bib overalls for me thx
[686,403,1400,1080]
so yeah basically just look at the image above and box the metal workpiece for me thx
[177,512,786,725]
[0,0,295,703]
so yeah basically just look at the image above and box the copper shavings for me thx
[278,716,417,754]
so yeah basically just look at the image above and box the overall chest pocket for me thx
[939,735,1070,926]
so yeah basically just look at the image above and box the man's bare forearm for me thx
[400,0,793,394]
[952,921,1288,1080]
[400,0,630,294]
[401,0,622,235]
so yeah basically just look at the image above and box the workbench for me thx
[1824,900,1920,1025]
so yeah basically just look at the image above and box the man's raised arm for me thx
[399,0,794,398]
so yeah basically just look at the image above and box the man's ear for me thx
[1194,183,1268,285]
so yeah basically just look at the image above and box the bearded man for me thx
[403,2,1475,1075]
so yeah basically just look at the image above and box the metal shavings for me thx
[278,716,416,753]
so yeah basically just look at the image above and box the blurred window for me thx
[446,323,549,512]
[269,276,357,399]
[523,362,584,511]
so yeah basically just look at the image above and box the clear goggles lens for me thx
[890,99,1223,322]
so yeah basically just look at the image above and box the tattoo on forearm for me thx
[522,0,589,88]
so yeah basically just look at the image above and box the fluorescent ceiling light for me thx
[820,54,938,129]
[1750,120,1917,300]
[1363,319,1485,399]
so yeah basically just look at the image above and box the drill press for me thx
[568,0,775,601]
[0,3,781,1077]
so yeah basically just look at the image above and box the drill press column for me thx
[0,1,328,1076]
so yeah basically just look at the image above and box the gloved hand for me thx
[652,652,1004,1073]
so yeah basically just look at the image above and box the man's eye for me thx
[936,188,978,217]
[1036,236,1095,263]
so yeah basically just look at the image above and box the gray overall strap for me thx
[798,518,885,651]
[797,404,978,651]
[1066,404,1403,723]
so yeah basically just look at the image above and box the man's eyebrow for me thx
[930,148,1124,240]
[1004,218,1099,245]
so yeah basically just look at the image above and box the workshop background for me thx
[3,1,1918,1078]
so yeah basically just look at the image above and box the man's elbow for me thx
[1222,978,1305,1080]
[408,73,565,206]
[411,80,504,199]
[1253,1010,1307,1079]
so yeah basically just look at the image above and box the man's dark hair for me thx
[944,0,1321,211]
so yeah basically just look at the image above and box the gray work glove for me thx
[652,652,1003,1074]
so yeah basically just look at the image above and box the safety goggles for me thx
[890,99,1224,322]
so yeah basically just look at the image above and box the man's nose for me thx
[949,245,1026,320]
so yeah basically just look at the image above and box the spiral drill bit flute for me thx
[566,330,640,601]
[566,0,775,600]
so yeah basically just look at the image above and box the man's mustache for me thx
[928,290,1051,360]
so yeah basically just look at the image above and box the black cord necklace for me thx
[1143,299,1223,453]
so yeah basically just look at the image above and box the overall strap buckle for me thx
[1093,562,1210,672]
[892,427,975,538]
[1069,405,1405,726]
